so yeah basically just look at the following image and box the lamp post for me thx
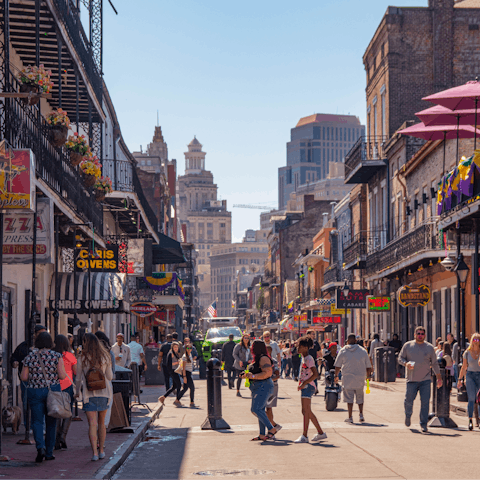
[342,281,350,343]
[454,254,470,352]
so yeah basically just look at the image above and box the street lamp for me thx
[343,281,350,298]
[454,254,470,352]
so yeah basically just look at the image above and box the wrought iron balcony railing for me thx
[344,136,388,184]
[343,230,386,269]
[323,263,353,285]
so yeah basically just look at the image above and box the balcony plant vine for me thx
[65,132,90,166]
[45,108,70,147]
[93,176,112,202]
[17,64,53,105]
[79,154,102,187]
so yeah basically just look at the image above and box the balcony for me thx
[343,230,387,270]
[1,82,103,233]
[323,263,353,286]
[344,136,388,184]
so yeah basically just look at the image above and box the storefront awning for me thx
[152,233,185,265]
[49,272,128,313]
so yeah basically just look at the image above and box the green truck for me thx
[200,326,243,363]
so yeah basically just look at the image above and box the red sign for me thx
[313,316,341,324]
[367,296,391,311]
[294,314,308,323]
[131,302,157,318]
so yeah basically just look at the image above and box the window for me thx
[147,160,151,166]
[220,223,225,227]
[207,223,213,228]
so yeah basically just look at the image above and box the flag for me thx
[231,300,236,309]
[287,300,294,312]
[207,301,217,318]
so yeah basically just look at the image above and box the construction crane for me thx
[233,204,274,210]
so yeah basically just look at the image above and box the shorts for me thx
[83,396,109,412]
[266,382,279,408]
[301,384,316,398]
[343,388,364,405]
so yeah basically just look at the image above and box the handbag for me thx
[37,353,72,419]
[174,359,184,375]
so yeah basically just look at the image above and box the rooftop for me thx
[455,0,480,7]
[296,114,362,128]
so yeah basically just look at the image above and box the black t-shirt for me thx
[308,341,321,364]
[323,353,336,372]
[160,342,172,366]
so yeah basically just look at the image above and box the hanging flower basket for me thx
[19,83,40,105]
[49,125,68,147]
[95,190,106,202]
[83,174,96,187]
[70,151,83,166]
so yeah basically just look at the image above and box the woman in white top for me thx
[178,344,195,407]
[75,333,113,461]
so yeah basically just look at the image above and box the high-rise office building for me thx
[278,114,364,209]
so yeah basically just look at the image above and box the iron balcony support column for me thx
[30,203,38,349]
[54,214,59,337]
[57,32,62,109]
[35,0,40,65]
[75,71,79,131]
[456,229,461,350]
[476,220,480,334]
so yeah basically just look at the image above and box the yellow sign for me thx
[331,303,351,315]
[75,246,119,272]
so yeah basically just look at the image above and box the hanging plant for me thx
[17,64,53,105]
[93,176,112,201]
[79,155,102,187]
[65,132,90,166]
[45,108,70,147]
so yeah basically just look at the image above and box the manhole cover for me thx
[194,470,275,476]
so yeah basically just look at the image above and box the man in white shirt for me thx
[111,333,131,368]
[128,334,147,376]
[263,331,281,365]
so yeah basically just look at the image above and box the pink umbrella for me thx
[397,122,480,176]
[416,105,477,127]
[423,80,480,149]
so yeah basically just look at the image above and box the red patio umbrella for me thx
[416,105,477,127]
[397,122,480,176]
[423,80,480,150]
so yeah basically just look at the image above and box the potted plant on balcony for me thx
[65,132,90,166]
[45,108,70,147]
[17,64,53,105]
[79,155,101,187]
[93,176,112,202]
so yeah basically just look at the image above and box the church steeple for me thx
[185,136,206,173]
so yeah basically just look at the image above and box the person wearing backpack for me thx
[74,333,113,461]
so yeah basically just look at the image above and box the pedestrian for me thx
[233,334,250,396]
[145,335,159,348]
[294,336,326,443]
[262,331,281,365]
[128,334,148,380]
[436,341,445,359]
[111,333,131,368]
[67,333,75,353]
[221,334,236,389]
[54,334,77,450]
[158,342,183,407]
[158,334,173,389]
[458,332,480,431]
[75,333,113,461]
[178,342,196,407]
[241,339,281,441]
[265,345,281,432]
[442,342,454,378]
[317,342,325,381]
[323,342,338,381]
[283,342,292,378]
[20,331,67,463]
[434,337,442,354]
[307,329,321,393]
[369,333,383,360]
[11,324,47,429]
[388,334,402,354]
[447,333,460,385]
[183,337,198,367]
[334,334,372,423]
[172,332,184,355]
[94,331,115,429]
[398,326,442,433]
[291,342,301,381]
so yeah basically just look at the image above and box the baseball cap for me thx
[116,333,124,338]
[35,325,46,332]
[328,342,337,349]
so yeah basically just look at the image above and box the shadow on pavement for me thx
[410,428,461,437]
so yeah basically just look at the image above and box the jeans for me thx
[179,371,195,403]
[236,369,244,391]
[280,359,286,377]
[27,385,61,456]
[162,366,172,390]
[466,371,480,418]
[250,378,274,435]
[164,372,182,401]
[285,358,292,377]
[225,365,236,388]
[292,362,300,379]
[404,379,431,427]
[21,381,28,427]
[453,364,459,384]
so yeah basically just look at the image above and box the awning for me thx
[152,233,185,265]
[49,272,128,313]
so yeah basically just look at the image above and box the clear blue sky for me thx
[102,0,426,242]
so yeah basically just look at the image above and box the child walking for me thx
[295,336,327,443]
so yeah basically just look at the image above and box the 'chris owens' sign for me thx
[75,245,119,272]
[336,289,370,309]
[397,284,431,308]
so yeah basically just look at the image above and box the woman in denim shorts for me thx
[294,336,327,444]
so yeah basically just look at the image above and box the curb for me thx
[450,403,468,417]
[94,402,164,480]
[368,381,395,392]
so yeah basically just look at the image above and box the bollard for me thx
[72,400,83,421]
[428,361,457,428]
[383,350,388,384]
[201,358,230,430]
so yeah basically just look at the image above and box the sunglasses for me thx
[416,332,425,336]
[473,339,480,342]
[264,335,270,338]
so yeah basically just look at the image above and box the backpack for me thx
[85,367,106,391]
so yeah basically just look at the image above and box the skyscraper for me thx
[278,114,364,209]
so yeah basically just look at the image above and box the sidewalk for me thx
[0,383,164,479]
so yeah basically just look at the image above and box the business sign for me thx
[397,284,431,308]
[313,316,342,324]
[294,314,308,323]
[49,298,123,313]
[3,197,53,264]
[127,238,152,276]
[130,302,157,318]
[0,146,35,211]
[367,296,391,312]
[331,303,351,315]
[75,245,119,272]
[336,289,370,309]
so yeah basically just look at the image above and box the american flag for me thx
[207,301,217,318]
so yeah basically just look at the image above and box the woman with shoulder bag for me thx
[233,334,250,396]
[178,343,196,407]
[20,332,67,463]
[158,342,183,407]
[54,334,77,450]
[74,333,113,461]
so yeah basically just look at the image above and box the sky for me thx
[102,0,427,242]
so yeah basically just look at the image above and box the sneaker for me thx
[236,391,241,397]
[421,425,428,433]
[359,414,365,422]
[91,455,99,461]
[294,435,309,443]
[99,452,105,459]
[405,416,411,427]
[344,417,353,424]
[173,400,183,407]
[311,432,327,442]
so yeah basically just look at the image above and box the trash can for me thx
[112,379,132,424]
[374,347,396,382]
[144,348,164,385]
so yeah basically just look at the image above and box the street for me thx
[113,375,475,480]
